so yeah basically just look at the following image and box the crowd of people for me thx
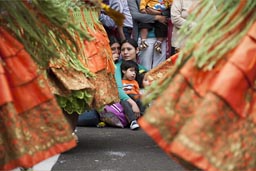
[96,0,203,131]
[97,0,174,131]
[100,1,256,171]
[1,0,256,171]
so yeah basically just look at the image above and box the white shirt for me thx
[110,0,133,28]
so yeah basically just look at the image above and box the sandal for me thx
[139,40,149,51]
[154,41,162,54]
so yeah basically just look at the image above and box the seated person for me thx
[137,70,151,95]
[121,60,146,115]
[115,39,147,130]
[127,0,168,70]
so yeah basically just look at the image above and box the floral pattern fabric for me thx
[0,28,76,170]
[139,22,256,171]
[48,7,119,113]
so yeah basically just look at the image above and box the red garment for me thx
[139,22,256,171]
[0,28,76,170]
[122,79,140,99]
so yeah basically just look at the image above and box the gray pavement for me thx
[52,126,184,171]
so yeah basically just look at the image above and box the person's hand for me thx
[127,98,140,116]
[132,103,140,117]
[146,7,161,15]
[140,9,147,14]
[112,53,119,62]
[155,15,167,24]
[131,103,140,117]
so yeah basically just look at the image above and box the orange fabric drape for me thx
[139,22,256,171]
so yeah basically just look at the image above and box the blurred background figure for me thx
[128,0,168,71]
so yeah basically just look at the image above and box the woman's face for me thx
[111,42,121,62]
[111,42,121,55]
[121,42,139,61]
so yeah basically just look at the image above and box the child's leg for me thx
[140,28,148,40]
[135,99,146,115]
[120,100,138,123]
[154,22,168,54]
[138,23,153,50]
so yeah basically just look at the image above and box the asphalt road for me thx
[52,126,185,171]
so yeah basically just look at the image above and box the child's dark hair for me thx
[120,60,139,78]
[137,70,147,88]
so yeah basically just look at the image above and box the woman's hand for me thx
[146,7,161,15]
[140,9,147,14]
[127,98,140,117]
[154,15,167,24]
[112,53,119,62]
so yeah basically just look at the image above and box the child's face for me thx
[143,75,151,87]
[122,68,137,81]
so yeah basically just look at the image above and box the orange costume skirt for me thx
[139,22,256,171]
[48,7,119,114]
[0,28,76,170]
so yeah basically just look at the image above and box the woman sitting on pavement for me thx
[115,38,147,130]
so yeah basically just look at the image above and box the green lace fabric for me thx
[0,0,109,114]
[56,91,94,114]
[50,1,116,114]
[0,0,89,68]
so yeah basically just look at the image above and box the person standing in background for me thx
[99,0,118,39]
[171,0,199,54]
[127,0,168,71]
[109,0,133,41]
[138,0,172,54]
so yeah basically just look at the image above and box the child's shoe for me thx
[130,120,139,130]
[154,41,162,54]
[139,40,149,51]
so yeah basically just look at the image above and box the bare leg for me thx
[140,28,148,40]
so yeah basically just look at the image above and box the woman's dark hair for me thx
[109,36,120,46]
[120,60,139,78]
[121,38,138,49]
[137,70,147,88]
